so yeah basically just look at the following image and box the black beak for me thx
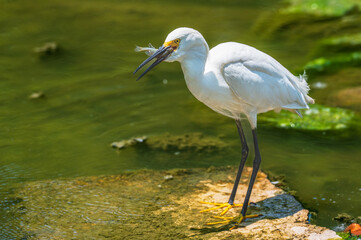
[133,45,172,81]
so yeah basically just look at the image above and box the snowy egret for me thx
[134,27,314,229]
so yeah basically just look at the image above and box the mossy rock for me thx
[146,132,226,152]
[111,133,226,152]
[303,52,361,74]
[317,33,361,54]
[259,104,355,131]
[303,32,361,74]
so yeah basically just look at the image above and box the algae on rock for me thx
[111,133,226,152]
[259,104,355,131]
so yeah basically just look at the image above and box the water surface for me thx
[1,0,360,237]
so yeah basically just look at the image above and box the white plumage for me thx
[157,27,314,128]
[134,27,314,228]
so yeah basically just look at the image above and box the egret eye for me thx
[175,39,180,44]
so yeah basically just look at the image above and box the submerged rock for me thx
[28,92,45,100]
[7,166,340,239]
[33,42,59,56]
[333,213,356,223]
[146,133,226,152]
[318,33,361,54]
[111,136,147,149]
[304,52,361,75]
[259,104,355,131]
[111,133,226,152]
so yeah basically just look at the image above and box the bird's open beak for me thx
[133,45,172,81]
[133,40,179,81]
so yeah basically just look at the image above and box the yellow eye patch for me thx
[163,38,181,50]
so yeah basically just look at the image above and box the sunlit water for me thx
[1,0,361,238]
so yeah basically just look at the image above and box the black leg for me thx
[228,119,249,205]
[240,128,261,216]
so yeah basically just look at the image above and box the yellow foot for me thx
[206,214,261,230]
[199,201,243,216]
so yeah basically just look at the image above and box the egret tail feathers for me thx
[296,71,315,104]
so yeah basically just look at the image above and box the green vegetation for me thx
[304,52,361,74]
[260,104,355,131]
[303,33,361,74]
[336,232,359,240]
[281,0,361,16]
[320,33,361,52]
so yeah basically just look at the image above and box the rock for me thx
[304,53,361,75]
[308,229,341,240]
[111,133,226,152]
[146,133,226,152]
[33,42,59,56]
[6,166,340,239]
[163,175,174,180]
[29,92,45,99]
[291,226,308,235]
[259,104,355,131]
[111,136,147,149]
[333,213,355,223]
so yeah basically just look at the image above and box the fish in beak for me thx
[133,39,180,80]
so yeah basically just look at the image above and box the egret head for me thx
[134,27,208,80]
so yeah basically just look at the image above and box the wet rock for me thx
[259,104,355,131]
[333,213,355,223]
[111,136,147,149]
[28,92,45,100]
[304,52,361,75]
[147,133,226,152]
[7,166,340,239]
[33,42,59,56]
[318,33,361,54]
[163,175,174,180]
[111,133,226,152]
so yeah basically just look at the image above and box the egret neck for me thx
[180,44,208,99]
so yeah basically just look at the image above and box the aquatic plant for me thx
[281,0,361,16]
[304,52,361,74]
[259,104,355,131]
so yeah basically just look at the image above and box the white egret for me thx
[134,27,314,229]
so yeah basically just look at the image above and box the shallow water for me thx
[0,0,361,237]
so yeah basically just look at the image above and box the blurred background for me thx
[1,0,361,238]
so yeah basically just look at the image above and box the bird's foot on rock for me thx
[206,214,261,230]
[199,201,242,215]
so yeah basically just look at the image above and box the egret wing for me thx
[222,58,308,111]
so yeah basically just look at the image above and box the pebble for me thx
[163,175,173,180]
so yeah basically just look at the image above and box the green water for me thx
[1,0,361,237]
